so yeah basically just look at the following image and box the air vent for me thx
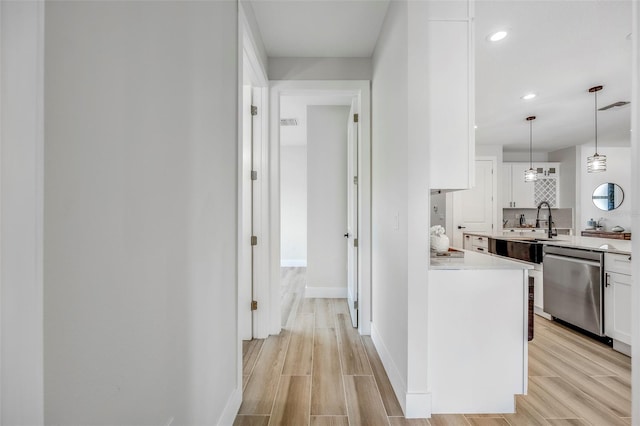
[280,118,298,126]
[598,101,630,111]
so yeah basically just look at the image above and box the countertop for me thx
[430,249,534,270]
[464,232,632,255]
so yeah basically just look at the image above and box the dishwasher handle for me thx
[544,253,602,268]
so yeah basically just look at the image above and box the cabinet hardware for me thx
[605,273,610,287]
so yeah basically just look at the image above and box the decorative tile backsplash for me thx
[534,178,557,207]
[503,207,573,230]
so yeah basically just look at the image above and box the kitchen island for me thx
[428,251,532,413]
[463,231,633,356]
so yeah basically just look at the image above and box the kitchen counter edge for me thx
[430,249,534,270]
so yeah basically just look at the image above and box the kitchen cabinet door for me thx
[605,271,632,346]
[502,164,513,208]
[463,234,473,250]
[510,164,536,208]
[428,18,475,190]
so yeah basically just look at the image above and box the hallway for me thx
[235,268,419,426]
[234,269,631,426]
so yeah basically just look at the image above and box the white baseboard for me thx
[217,386,242,426]
[405,392,432,419]
[534,308,552,320]
[371,323,408,415]
[281,259,307,267]
[304,286,347,298]
[371,323,432,418]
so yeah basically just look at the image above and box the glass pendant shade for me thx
[587,152,607,172]
[587,85,606,173]
[524,167,538,182]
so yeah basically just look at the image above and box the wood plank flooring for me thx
[235,267,631,425]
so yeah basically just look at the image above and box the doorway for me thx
[268,81,372,337]
[280,97,356,327]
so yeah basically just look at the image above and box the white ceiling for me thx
[475,0,632,153]
[252,0,633,153]
[250,0,390,57]
[280,95,354,146]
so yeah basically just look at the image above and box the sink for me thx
[489,237,544,264]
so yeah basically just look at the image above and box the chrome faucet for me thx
[536,201,555,238]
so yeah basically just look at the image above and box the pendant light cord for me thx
[529,120,533,168]
[594,90,598,154]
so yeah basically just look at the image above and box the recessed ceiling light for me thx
[474,125,478,129]
[521,93,537,100]
[488,31,508,42]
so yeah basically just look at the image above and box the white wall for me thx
[578,145,632,232]
[240,1,268,73]
[548,146,577,229]
[371,0,411,412]
[503,151,549,162]
[281,145,307,266]
[306,106,349,289]
[44,2,239,424]
[0,1,45,423]
[268,57,372,80]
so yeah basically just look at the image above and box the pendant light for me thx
[524,116,537,182]
[587,85,606,173]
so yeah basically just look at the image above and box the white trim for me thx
[217,386,242,426]
[269,80,372,337]
[304,286,347,299]
[405,392,432,419]
[281,259,307,267]
[631,1,639,423]
[371,323,409,416]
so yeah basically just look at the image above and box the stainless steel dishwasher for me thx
[543,245,604,336]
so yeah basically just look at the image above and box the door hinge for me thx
[251,105,258,116]
[353,113,359,123]
[251,236,258,246]
[354,300,359,310]
[354,238,358,248]
[251,170,258,181]
[251,300,258,311]
[353,176,358,185]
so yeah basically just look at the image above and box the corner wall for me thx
[371,0,410,410]
[1,1,45,423]
[44,2,238,423]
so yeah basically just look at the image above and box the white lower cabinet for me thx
[463,234,488,254]
[604,253,632,355]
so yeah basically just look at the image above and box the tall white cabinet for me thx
[503,162,560,208]
[428,3,475,190]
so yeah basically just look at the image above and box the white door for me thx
[452,159,495,248]
[346,104,358,328]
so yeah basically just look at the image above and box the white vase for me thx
[431,234,450,253]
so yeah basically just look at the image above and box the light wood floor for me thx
[235,267,632,426]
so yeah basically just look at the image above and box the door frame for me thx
[268,80,371,336]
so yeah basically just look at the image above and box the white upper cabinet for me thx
[428,1,475,190]
[503,162,560,208]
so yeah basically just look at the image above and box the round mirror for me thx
[592,183,624,211]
